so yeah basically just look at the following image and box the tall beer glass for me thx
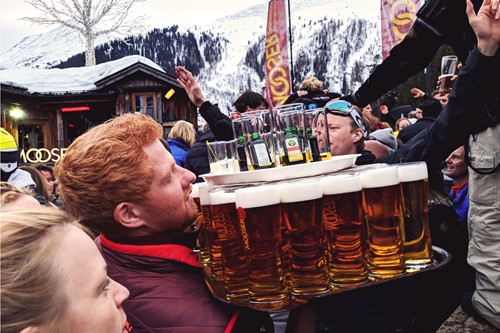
[278,179,329,301]
[360,166,406,279]
[397,162,433,269]
[235,185,288,310]
[199,185,223,281]
[210,187,248,301]
[192,183,208,263]
[320,173,368,285]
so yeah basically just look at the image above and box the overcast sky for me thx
[0,0,270,53]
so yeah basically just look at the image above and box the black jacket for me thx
[199,102,233,141]
[345,0,498,135]
[397,117,436,144]
[185,130,216,183]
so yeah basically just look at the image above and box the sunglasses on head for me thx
[324,100,368,138]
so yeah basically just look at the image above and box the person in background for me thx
[176,66,269,141]
[184,122,216,183]
[398,98,442,144]
[411,87,450,107]
[167,120,197,167]
[362,104,385,132]
[55,112,273,333]
[315,100,374,165]
[394,117,411,137]
[0,128,35,189]
[35,164,64,208]
[1,208,130,333]
[445,146,470,225]
[18,165,53,206]
[0,182,41,208]
[283,75,341,107]
[342,0,499,328]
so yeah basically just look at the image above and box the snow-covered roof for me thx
[0,55,165,94]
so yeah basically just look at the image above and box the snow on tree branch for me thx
[22,0,147,66]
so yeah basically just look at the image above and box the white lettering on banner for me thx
[20,148,67,164]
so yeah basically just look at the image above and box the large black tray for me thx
[204,246,451,312]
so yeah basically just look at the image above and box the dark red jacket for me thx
[96,235,273,333]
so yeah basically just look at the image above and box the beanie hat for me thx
[368,128,398,152]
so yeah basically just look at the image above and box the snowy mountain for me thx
[0,0,382,114]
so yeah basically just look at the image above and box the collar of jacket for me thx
[99,234,203,268]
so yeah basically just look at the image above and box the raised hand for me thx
[175,66,206,108]
[466,0,500,56]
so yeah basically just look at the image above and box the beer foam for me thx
[321,173,362,195]
[278,180,322,203]
[199,185,213,205]
[209,190,236,205]
[191,182,207,198]
[397,162,428,182]
[235,185,280,209]
[360,166,399,188]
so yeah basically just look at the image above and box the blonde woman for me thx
[1,208,130,333]
[0,182,40,208]
[167,120,197,167]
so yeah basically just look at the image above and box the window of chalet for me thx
[133,93,156,118]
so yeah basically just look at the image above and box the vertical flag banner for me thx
[265,0,292,107]
[380,0,421,60]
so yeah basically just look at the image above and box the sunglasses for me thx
[324,100,368,138]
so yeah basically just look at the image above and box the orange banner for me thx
[380,0,421,60]
[265,0,292,107]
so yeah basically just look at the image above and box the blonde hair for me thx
[299,75,324,92]
[0,182,32,206]
[55,112,163,235]
[168,120,196,146]
[1,208,76,333]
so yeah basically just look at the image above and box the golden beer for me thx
[210,188,248,301]
[278,180,329,301]
[397,162,433,269]
[321,174,368,285]
[199,185,223,281]
[360,166,406,279]
[235,185,288,310]
[192,183,208,264]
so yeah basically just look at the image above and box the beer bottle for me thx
[308,135,322,162]
[250,132,273,169]
[236,135,249,172]
[283,127,305,165]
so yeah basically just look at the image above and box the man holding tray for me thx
[56,113,274,333]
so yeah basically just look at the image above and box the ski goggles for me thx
[324,100,368,138]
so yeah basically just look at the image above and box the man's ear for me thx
[113,202,146,229]
[352,128,363,143]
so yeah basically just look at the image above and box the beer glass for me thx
[397,162,433,270]
[192,182,207,261]
[210,186,248,301]
[235,185,288,309]
[231,117,250,171]
[199,185,223,281]
[275,108,308,166]
[207,141,239,173]
[278,179,329,301]
[360,166,406,279]
[439,55,458,93]
[304,108,332,161]
[241,110,276,169]
[320,173,368,285]
[274,103,306,166]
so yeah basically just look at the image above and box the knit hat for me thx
[367,128,398,152]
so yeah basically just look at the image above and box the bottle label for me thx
[285,137,303,162]
[253,141,272,166]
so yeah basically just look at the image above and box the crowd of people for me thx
[1,0,499,332]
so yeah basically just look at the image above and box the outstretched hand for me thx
[410,87,425,98]
[175,66,206,108]
[466,0,500,56]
